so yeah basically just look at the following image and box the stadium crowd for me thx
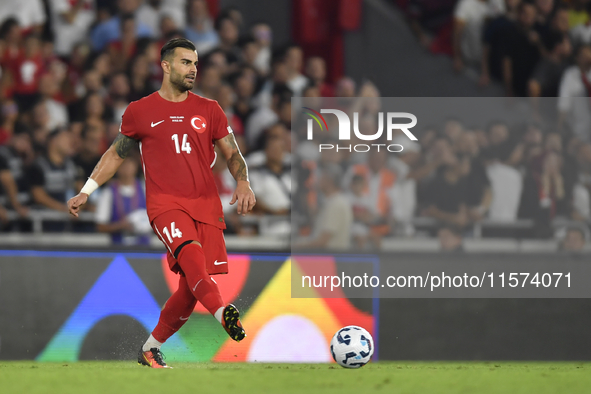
[397,0,591,98]
[0,0,589,251]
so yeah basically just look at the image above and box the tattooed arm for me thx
[68,133,137,217]
[216,133,256,215]
[89,133,137,184]
[217,132,248,181]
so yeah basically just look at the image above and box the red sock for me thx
[177,243,224,316]
[151,275,197,343]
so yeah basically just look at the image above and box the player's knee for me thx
[174,240,202,259]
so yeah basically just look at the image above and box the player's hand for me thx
[68,193,88,218]
[230,181,256,216]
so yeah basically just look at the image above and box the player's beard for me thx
[170,69,194,92]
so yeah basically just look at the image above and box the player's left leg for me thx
[138,210,200,368]
[138,275,197,368]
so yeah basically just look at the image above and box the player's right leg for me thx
[138,275,197,368]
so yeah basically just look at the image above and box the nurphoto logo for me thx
[303,107,418,152]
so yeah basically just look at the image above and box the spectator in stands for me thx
[216,82,244,142]
[558,44,591,142]
[219,7,244,32]
[573,142,591,222]
[185,0,219,54]
[73,122,105,212]
[48,0,96,57]
[502,1,542,96]
[246,122,289,167]
[245,84,292,149]
[90,0,153,51]
[28,129,77,225]
[250,131,291,216]
[423,152,470,229]
[305,57,334,97]
[232,66,258,132]
[347,174,373,249]
[10,33,44,112]
[484,123,523,221]
[403,0,456,55]
[0,131,31,219]
[252,23,272,76]
[548,4,570,36]
[0,99,19,145]
[456,131,492,222]
[443,118,465,147]
[559,225,587,252]
[438,225,464,252]
[95,155,151,245]
[284,45,307,97]
[571,6,591,46]
[529,30,571,97]
[128,54,155,101]
[534,0,555,26]
[38,73,69,130]
[215,15,240,73]
[137,0,184,35]
[484,121,522,166]
[239,37,260,71]
[297,163,353,250]
[108,14,139,72]
[343,148,396,248]
[84,92,112,124]
[567,0,590,29]
[67,69,103,122]
[0,0,46,33]
[107,72,130,122]
[30,101,54,154]
[481,0,520,86]
[335,77,356,98]
[519,136,570,237]
[0,18,23,78]
[158,15,179,39]
[389,135,425,236]
[195,64,222,99]
[453,0,502,72]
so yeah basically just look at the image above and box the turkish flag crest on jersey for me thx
[190,115,207,134]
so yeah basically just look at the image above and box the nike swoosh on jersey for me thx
[214,260,228,265]
[151,120,164,127]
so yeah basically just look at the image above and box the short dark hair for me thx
[0,17,19,39]
[542,30,565,53]
[120,13,135,27]
[214,15,234,31]
[160,38,196,62]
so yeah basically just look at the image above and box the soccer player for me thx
[67,38,256,368]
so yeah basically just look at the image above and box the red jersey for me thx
[120,91,231,229]
[10,54,44,95]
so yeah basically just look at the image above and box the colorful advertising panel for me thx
[0,251,376,362]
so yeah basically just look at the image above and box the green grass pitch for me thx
[1,361,591,394]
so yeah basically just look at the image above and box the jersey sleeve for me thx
[211,102,232,141]
[120,103,140,140]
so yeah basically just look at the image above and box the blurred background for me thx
[2,0,591,363]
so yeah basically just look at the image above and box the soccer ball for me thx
[330,326,374,368]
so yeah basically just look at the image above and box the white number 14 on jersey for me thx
[162,221,182,243]
[171,134,192,154]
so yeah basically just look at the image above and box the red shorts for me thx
[152,209,229,275]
